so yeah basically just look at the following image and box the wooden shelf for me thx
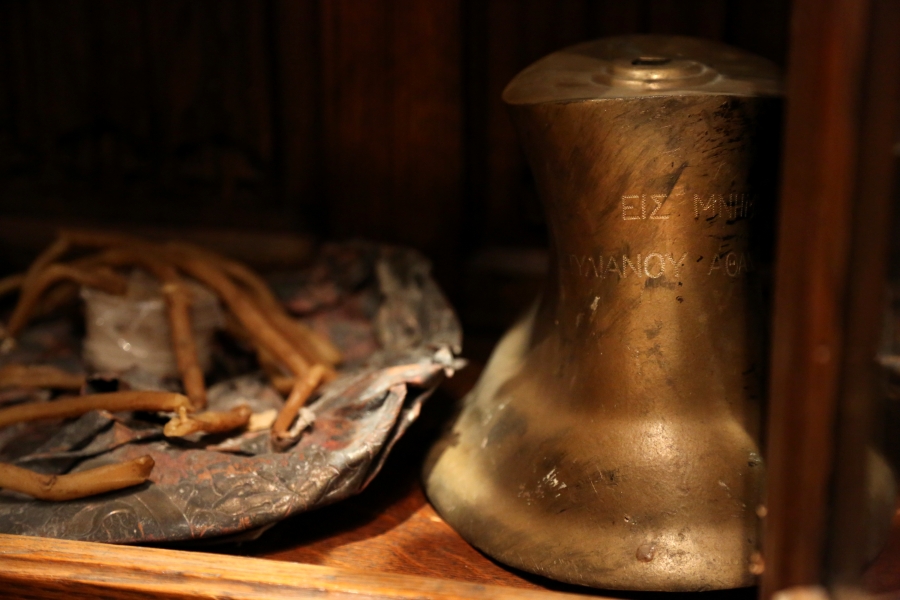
[0,353,897,598]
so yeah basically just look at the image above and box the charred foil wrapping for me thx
[0,242,462,543]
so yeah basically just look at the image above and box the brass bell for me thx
[424,36,782,592]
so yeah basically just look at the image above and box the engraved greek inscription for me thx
[707,252,754,277]
[569,254,586,275]
[729,194,741,219]
[694,193,755,220]
[569,254,608,277]
[622,255,641,278]
[723,195,735,220]
[649,194,670,220]
[622,195,641,220]
[622,191,755,221]
[666,252,688,278]
[695,194,722,219]
[726,253,739,276]
[730,193,755,219]
[742,194,755,219]
[606,256,624,279]
[569,251,687,281]
[643,253,665,278]
[622,193,670,220]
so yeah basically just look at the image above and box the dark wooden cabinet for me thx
[1,1,899,598]
[0,1,790,278]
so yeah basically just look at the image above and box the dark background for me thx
[0,0,792,324]
[4,4,900,596]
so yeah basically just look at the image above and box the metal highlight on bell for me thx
[424,35,782,592]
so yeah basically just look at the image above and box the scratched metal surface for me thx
[0,242,462,543]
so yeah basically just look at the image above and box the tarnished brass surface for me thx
[424,36,782,591]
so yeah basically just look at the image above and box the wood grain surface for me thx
[185,361,762,600]
[0,1,793,298]
[1,359,894,599]
[761,0,871,591]
[760,0,900,596]
[0,532,594,600]
[0,345,897,599]
[0,359,754,600]
[206,354,900,600]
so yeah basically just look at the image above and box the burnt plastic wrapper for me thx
[81,270,224,378]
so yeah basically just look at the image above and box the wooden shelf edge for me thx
[0,533,601,600]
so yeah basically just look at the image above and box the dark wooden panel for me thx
[761,0,876,595]
[585,2,644,37]
[825,0,900,588]
[0,0,285,230]
[0,0,793,249]
[726,0,792,64]
[272,0,323,227]
[464,0,593,251]
[646,0,728,38]
[319,0,464,271]
[0,0,794,295]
